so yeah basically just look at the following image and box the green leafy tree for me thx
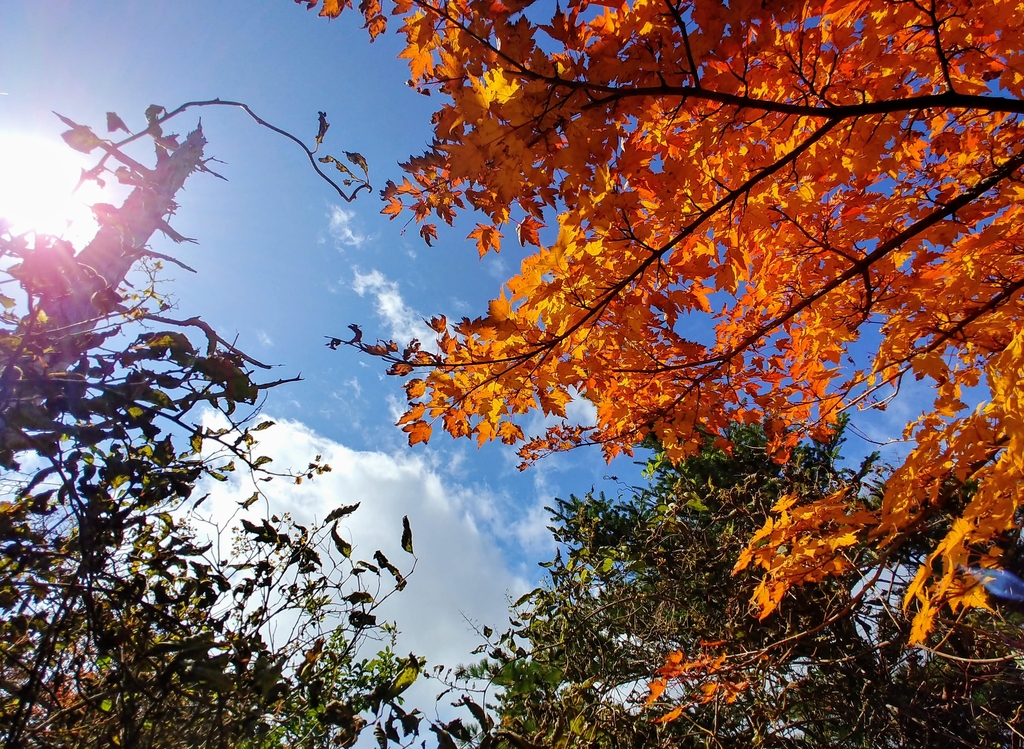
[0,107,419,749]
[446,425,1024,748]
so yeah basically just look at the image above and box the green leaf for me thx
[349,611,377,629]
[141,388,174,409]
[373,550,403,584]
[190,665,233,692]
[401,515,414,554]
[429,725,459,749]
[54,112,102,154]
[456,696,493,732]
[388,659,420,698]
[325,502,361,523]
[513,589,538,608]
[331,522,352,558]
[144,332,192,351]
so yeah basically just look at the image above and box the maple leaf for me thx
[419,223,438,246]
[366,15,387,40]
[319,0,349,16]
[403,420,432,445]
[516,215,542,247]
[468,223,502,256]
[313,0,1024,691]
[909,601,936,645]
[404,378,426,398]
[653,705,683,724]
[488,294,511,321]
[358,0,381,21]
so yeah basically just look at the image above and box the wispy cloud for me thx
[484,255,508,279]
[352,269,434,346]
[342,376,361,398]
[328,206,368,248]
[507,496,557,553]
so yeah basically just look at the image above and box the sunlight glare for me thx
[0,132,105,246]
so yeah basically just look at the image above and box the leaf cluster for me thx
[437,425,1024,748]
[315,0,1024,652]
[0,114,415,749]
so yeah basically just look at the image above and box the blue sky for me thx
[0,0,651,702]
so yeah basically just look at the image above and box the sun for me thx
[0,131,106,246]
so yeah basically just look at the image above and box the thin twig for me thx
[96,99,371,203]
[145,314,273,368]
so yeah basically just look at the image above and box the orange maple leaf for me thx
[312,0,1024,693]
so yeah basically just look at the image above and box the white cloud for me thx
[842,377,933,468]
[484,255,508,280]
[328,206,368,248]
[352,268,434,346]
[256,329,273,347]
[342,376,361,397]
[565,393,598,427]
[195,417,530,723]
[385,392,405,423]
[507,496,556,553]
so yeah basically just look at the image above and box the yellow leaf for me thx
[653,705,684,724]
[908,601,935,645]
[488,294,511,321]
[403,420,432,446]
[319,0,348,17]
[404,378,427,399]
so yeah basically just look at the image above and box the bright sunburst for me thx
[0,132,105,246]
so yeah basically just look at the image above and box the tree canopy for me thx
[468,426,1024,747]
[7,2,1024,744]
[0,107,417,749]
[311,0,1024,645]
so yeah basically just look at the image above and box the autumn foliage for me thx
[483,428,1024,746]
[309,0,1024,654]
